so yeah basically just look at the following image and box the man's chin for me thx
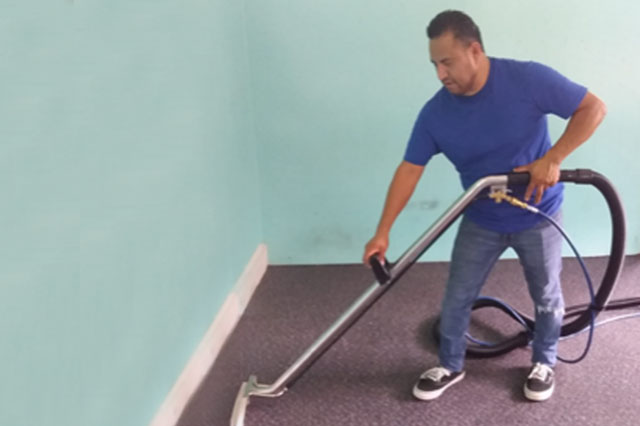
[444,84,472,96]
[444,85,461,94]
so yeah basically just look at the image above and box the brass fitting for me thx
[489,191,537,212]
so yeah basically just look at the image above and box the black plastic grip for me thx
[507,172,531,186]
[368,255,392,285]
[508,169,599,187]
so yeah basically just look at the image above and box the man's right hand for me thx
[363,233,389,266]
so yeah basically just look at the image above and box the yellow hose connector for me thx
[489,191,539,213]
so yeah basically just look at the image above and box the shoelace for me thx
[528,363,552,381]
[423,366,451,381]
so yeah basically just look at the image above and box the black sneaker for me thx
[524,363,555,401]
[412,366,465,400]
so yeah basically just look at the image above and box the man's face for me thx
[429,31,482,95]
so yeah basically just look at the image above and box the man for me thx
[363,10,606,402]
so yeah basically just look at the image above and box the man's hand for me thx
[513,155,561,204]
[363,233,389,266]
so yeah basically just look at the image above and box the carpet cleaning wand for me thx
[230,169,625,426]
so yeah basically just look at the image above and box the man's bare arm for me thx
[363,161,425,263]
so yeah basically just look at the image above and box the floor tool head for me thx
[230,379,250,426]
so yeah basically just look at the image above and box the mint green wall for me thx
[0,2,261,426]
[246,0,639,264]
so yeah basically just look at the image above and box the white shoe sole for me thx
[524,383,554,401]
[412,371,466,401]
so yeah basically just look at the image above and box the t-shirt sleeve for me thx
[524,61,588,119]
[403,105,440,166]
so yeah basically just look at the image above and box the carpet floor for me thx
[178,254,640,426]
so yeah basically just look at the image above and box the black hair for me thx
[427,10,484,51]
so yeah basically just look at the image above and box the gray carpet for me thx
[178,254,640,426]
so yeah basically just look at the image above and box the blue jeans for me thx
[438,212,564,372]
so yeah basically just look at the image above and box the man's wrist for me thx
[376,225,391,236]
[545,146,565,165]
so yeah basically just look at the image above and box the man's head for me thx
[427,11,488,96]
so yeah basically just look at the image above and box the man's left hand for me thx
[513,156,561,204]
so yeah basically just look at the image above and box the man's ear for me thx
[470,41,483,57]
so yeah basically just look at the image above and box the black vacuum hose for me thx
[432,169,627,358]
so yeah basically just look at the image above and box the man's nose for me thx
[436,64,448,81]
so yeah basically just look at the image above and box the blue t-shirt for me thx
[404,57,587,233]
